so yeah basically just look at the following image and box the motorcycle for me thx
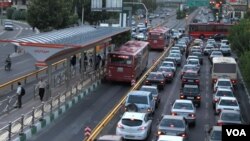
[4,62,11,71]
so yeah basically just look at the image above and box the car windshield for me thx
[183,72,197,77]
[183,87,199,94]
[148,73,164,80]
[221,45,229,48]
[122,119,143,126]
[221,112,241,121]
[220,99,238,106]
[211,130,222,140]
[218,81,231,86]
[188,60,199,65]
[216,91,233,97]
[169,53,180,57]
[127,95,148,104]
[160,118,185,128]
[173,102,193,110]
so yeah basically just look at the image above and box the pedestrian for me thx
[95,54,101,70]
[36,79,46,101]
[15,82,23,108]
[71,55,76,68]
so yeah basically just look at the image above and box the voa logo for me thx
[226,129,246,136]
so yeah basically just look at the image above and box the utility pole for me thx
[82,0,84,25]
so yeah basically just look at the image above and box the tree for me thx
[27,0,78,31]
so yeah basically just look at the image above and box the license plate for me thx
[117,67,123,72]
[125,135,134,138]
[187,97,194,99]
[188,80,193,82]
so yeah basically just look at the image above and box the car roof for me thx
[98,135,122,141]
[216,87,232,91]
[158,135,184,141]
[220,109,240,115]
[217,78,231,81]
[220,96,237,100]
[141,85,158,89]
[150,71,163,75]
[163,61,174,64]
[128,90,151,96]
[175,99,193,104]
[188,59,199,61]
[122,112,146,120]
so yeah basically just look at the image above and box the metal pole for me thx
[82,1,84,25]
[121,0,124,27]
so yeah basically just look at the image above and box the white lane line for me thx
[13,24,23,38]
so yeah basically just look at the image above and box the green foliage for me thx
[11,10,26,20]
[239,51,250,89]
[228,19,250,56]
[176,9,187,19]
[111,31,131,47]
[27,0,78,31]
[6,7,15,19]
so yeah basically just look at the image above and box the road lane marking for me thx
[14,24,23,38]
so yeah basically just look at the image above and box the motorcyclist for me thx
[5,55,11,71]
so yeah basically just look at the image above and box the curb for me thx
[13,80,101,141]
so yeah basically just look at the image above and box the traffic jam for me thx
[102,22,243,140]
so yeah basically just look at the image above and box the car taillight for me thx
[161,81,164,84]
[213,79,217,83]
[180,95,184,99]
[157,131,162,135]
[196,96,201,100]
[214,98,218,102]
[182,79,186,82]
[181,133,187,138]
[195,79,199,83]
[147,108,152,112]
[168,74,172,77]
[188,113,195,118]
[231,80,237,84]
[117,124,124,129]
[138,126,146,130]
[217,122,223,126]
[171,112,177,116]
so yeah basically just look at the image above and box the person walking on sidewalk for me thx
[36,79,46,101]
[15,82,23,108]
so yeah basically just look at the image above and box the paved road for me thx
[0,21,36,84]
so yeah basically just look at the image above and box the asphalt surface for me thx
[0,21,36,84]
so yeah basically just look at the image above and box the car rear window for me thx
[127,95,148,104]
[218,81,231,86]
[160,119,184,128]
[183,87,199,94]
[220,99,238,106]
[216,91,233,97]
[122,119,143,126]
[183,72,198,77]
[174,102,193,110]
[148,73,164,79]
[221,112,241,121]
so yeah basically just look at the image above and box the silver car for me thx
[206,126,222,141]
[171,99,196,126]
[216,110,242,126]
[157,115,189,139]
[168,53,182,66]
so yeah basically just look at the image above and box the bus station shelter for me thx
[5,25,130,96]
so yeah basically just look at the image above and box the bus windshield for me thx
[109,54,132,65]
[213,64,236,73]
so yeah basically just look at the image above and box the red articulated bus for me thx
[189,22,233,39]
[148,26,170,50]
[106,40,149,82]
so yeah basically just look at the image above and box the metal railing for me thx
[0,68,105,141]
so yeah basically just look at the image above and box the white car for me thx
[4,21,14,30]
[161,61,176,72]
[116,112,152,140]
[212,87,235,109]
[213,78,233,92]
[186,56,199,62]
[171,99,196,126]
[215,97,240,115]
[136,33,146,40]
[168,53,182,66]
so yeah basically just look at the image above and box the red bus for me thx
[148,26,170,50]
[189,23,233,39]
[106,40,149,82]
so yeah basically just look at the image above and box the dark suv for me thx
[145,72,166,90]
[181,70,200,87]
[180,84,201,107]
